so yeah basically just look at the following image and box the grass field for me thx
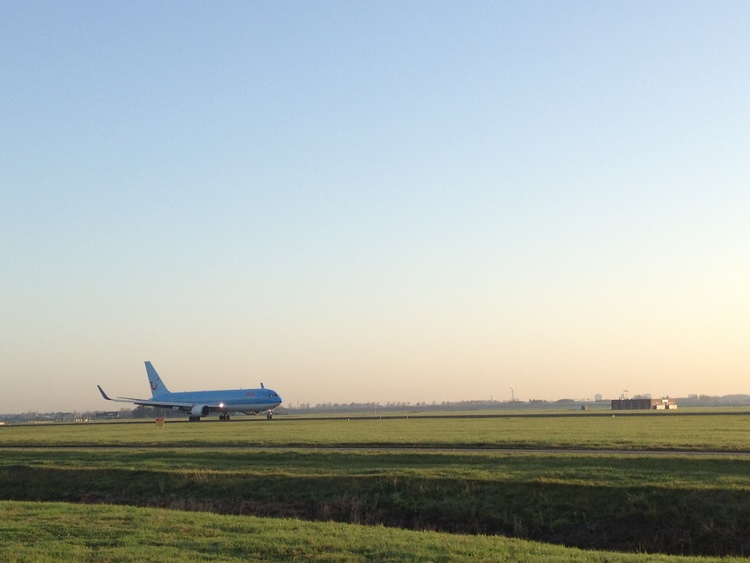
[0,501,738,562]
[2,412,750,559]
[3,410,750,451]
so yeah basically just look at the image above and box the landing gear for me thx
[188,416,201,422]
[219,414,231,421]
[266,411,273,420]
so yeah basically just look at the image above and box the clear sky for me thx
[2,1,749,413]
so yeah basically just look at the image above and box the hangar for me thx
[611,398,677,410]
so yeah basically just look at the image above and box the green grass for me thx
[4,411,750,451]
[2,448,750,555]
[2,447,750,490]
[4,415,750,557]
[0,501,738,562]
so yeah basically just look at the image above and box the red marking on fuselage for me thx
[246,391,255,397]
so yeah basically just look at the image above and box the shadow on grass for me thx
[3,465,750,557]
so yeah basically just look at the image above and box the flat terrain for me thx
[4,408,750,451]
[2,410,750,559]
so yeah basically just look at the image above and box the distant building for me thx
[594,394,603,402]
[611,398,677,410]
[94,411,121,420]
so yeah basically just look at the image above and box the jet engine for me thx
[191,405,210,417]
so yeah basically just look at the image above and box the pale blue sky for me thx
[2,1,749,412]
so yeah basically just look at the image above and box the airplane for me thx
[98,361,282,422]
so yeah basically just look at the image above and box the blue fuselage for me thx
[154,387,282,414]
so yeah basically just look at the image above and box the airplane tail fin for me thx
[145,361,170,396]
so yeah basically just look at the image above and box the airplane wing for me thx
[97,385,196,410]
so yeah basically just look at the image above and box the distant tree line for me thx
[4,394,750,422]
